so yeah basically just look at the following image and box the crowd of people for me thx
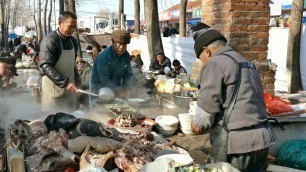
[0,10,276,171]
[0,31,39,90]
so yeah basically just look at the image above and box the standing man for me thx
[91,30,133,99]
[191,27,276,171]
[39,11,79,111]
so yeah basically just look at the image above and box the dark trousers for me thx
[227,148,269,172]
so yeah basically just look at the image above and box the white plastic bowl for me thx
[155,115,179,136]
[178,113,194,135]
[23,61,30,68]
[15,62,24,68]
[155,154,193,167]
[180,126,194,136]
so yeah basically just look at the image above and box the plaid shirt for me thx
[172,66,187,75]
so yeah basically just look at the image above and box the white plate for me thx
[128,98,145,103]
[155,154,193,167]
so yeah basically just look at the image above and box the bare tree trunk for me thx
[54,0,56,28]
[43,0,48,37]
[0,0,4,49]
[64,0,69,11]
[1,0,7,49]
[144,0,163,61]
[37,0,42,43]
[12,0,18,29]
[34,0,37,35]
[59,0,64,15]
[286,0,304,93]
[68,0,82,57]
[179,0,187,37]
[5,0,10,39]
[118,0,123,29]
[48,0,52,33]
[134,0,140,34]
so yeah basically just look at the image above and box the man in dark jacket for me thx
[191,26,276,172]
[149,51,171,75]
[39,11,79,111]
[91,29,133,99]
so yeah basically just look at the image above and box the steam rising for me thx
[0,92,73,131]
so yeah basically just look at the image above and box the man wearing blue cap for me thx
[191,25,276,172]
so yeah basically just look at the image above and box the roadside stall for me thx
[2,67,306,172]
[1,68,242,172]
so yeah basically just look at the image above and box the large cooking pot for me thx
[172,92,197,109]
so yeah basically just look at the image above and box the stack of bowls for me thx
[178,101,198,135]
[155,115,179,136]
[178,113,194,135]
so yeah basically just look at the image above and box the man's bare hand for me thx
[191,121,202,134]
[66,82,78,92]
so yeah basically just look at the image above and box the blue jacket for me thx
[91,46,133,93]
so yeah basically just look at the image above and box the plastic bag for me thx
[277,140,306,170]
[26,75,40,87]
[264,92,293,115]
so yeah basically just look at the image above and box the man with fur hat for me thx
[91,29,133,99]
[191,24,275,172]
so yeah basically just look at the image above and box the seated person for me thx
[0,58,18,89]
[170,59,187,77]
[76,56,92,106]
[130,54,146,97]
[92,44,101,63]
[1,48,12,57]
[131,54,143,69]
[76,56,92,90]
[3,64,18,88]
[149,51,171,75]
[0,60,8,87]
[14,44,27,61]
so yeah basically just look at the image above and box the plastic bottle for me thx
[22,53,27,62]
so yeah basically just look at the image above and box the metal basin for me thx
[172,92,197,109]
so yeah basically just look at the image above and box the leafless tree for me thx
[179,0,187,37]
[59,0,64,15]
[47,0,52,33]
[64,0,69,11]
[68,0,82,57]
[5,0,10,37]
[53,0,56,28]
[110,11,117,19]
[43,0,48,37]
[134,0,140,34]
[144,0,163,61]
[36,0,42,42]
[287,0,304,93]
[0,0,9,49]
[11,0,19,29]
[118,0,123,29]
[99,8,111,18]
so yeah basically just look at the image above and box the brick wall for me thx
[194,0,276,95]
